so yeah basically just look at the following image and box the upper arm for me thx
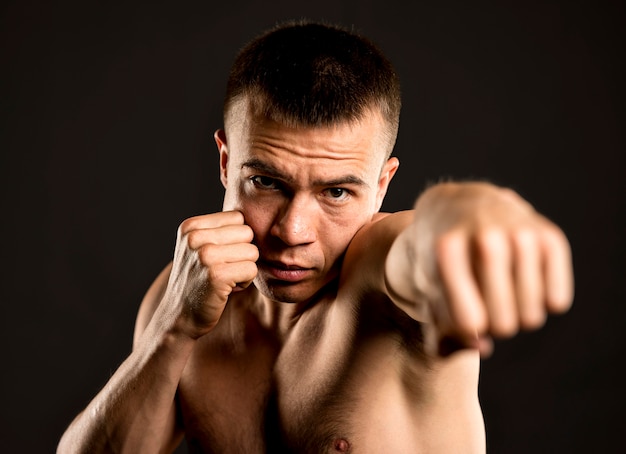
[133,262,173,348]
[340,211,414,299]
[342,212,484,397]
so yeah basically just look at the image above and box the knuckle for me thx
[235,224,254,243]
[499,187,518,198]
[244,261,259,277]
[435,230,463,261]
[540,223,569,250]
[520,311,546,331]
[477,227,506,248]
[243,224,255,240]
[498,187,533,211]
[491,317,519,338]
[248,244,260,261]
[475,228,508,261]
[224,210,245,224]
[546,293,573,313]
[511,227,536,250]
[179,217,199,236]
[197,244,217,264]
[186,229,204,249]
[206,263,225,284]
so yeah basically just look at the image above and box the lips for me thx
[258,259,313,282]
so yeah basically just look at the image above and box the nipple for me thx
[333,438,350,452]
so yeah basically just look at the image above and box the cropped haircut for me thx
[223,20,402,156]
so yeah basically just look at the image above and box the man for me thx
[58,21,573,453]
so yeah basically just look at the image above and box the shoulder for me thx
[339,211,414,290]
[339,210,424,349]
[133,262,173,347]
[349,210,414,253]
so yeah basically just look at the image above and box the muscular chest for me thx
[178,297,425,453]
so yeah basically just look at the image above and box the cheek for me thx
[321,217,366,258]
[238,199,275,237]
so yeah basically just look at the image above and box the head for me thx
[216,21,402,304]
[223,20,401,157]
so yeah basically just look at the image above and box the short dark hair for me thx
[224,20,401,153]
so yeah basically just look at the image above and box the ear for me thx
[375,157,399,212]
[214,129,229,188]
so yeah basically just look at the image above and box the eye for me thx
[251,175,278,190]
[324,188,350,201]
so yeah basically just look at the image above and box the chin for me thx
[254,278,322,305]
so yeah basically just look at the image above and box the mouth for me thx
[258,259,313,283]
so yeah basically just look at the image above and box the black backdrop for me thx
[1,1,624,452]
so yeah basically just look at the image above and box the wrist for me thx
[136,306,200,356]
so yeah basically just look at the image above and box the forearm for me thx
[59,211,259,452]
[343,210,425,316]
[385,223,428,321]
[57,324,196,454]
[383,184,452,323]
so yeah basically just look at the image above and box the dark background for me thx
[1,0,624,452]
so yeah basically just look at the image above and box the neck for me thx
[244,280,339,340]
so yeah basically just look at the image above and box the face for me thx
[216,106,398,305]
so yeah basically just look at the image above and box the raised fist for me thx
[160,210,259,339]
[386,183,574,357]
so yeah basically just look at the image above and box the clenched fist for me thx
[386,182,574,357]
[158,211,259,339]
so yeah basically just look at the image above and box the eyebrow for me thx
[241,158,369,188]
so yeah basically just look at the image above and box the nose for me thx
[270,195,317,246]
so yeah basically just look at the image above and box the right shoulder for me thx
[133,262,173,347]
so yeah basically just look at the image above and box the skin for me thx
[57,103,573,454]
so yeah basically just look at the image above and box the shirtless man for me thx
[57,21,573,453]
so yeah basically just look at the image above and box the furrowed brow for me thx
[314,175,369,188]
[241,159,293,183]
[241,158,368,188]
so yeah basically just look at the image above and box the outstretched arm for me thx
[345,182,573,358]
[385,181,574,356]
[57,211,258,453]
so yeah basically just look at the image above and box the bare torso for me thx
[177,287,485,453]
